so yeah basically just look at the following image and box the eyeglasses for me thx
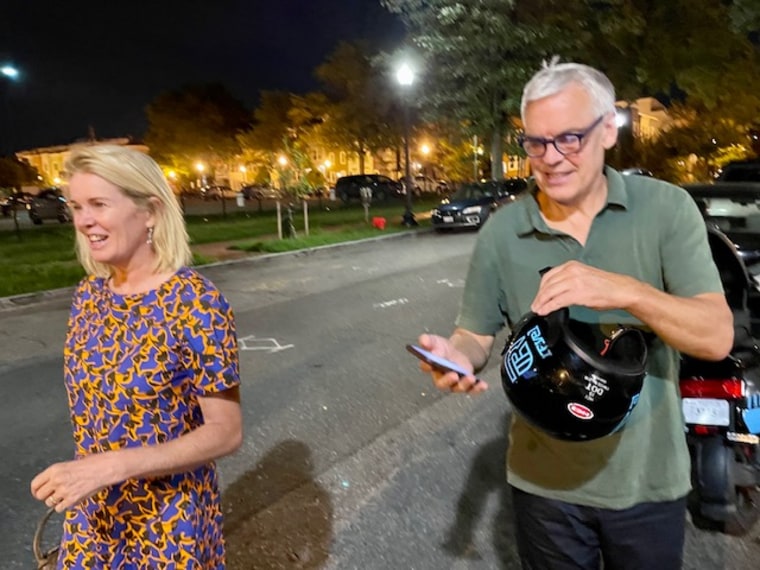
[517,115,605,158]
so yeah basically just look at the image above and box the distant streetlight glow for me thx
[1,65,19,80]
[396,63,414,87]
[615,108,628,128]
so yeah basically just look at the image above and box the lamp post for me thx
[1,64,20,157]
[615,105,632,168]
[420,143,431,193]
[396,62,417,227]
[195,162,206,192]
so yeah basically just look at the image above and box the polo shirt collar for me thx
[515,166,629,236]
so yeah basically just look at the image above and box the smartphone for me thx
[406,344,476,379]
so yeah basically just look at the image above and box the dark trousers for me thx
[511,486,687,570]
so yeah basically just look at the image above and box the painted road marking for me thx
[373,298,410,309]
[239,335,294,353]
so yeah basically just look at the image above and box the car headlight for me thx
[463,205,483,215]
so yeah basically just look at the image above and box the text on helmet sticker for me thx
[583,372,610,402]
[568,402,594,420]
[506,325,552,383]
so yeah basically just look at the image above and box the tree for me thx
[315,41,398,173]
[144,83,251,177]
[0,156,38,189]
[382,0,760,178]
[381,0,575,180]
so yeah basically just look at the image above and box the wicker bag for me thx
[32,507,59,570]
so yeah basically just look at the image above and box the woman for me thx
[30,145,243,569]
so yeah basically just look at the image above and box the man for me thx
[416,61,733,569]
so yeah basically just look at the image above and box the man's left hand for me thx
[531,261,639,315]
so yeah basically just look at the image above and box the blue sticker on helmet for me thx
[506,325,552,383]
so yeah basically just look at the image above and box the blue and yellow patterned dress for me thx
[58,267,240,569]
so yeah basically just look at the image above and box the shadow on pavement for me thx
[223,439,333,569]
[442,412,520,568]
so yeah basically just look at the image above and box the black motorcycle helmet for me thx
[501,308,648,441]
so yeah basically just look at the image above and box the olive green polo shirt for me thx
[456,167,723,509]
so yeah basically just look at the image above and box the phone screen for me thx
[406,344,472,377]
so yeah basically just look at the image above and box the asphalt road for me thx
[1,231,759,569]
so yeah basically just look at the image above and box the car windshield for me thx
[684,184,760,280]
[451,184,492,200]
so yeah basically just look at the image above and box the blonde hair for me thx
[64,145,192,277]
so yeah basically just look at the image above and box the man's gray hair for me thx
[520,57,616,121]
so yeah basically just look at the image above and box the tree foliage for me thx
[315,41,398,173]
[381,0,577,178]
[381,0,760,178]
[144,83,251,174]
[0,156,39,189]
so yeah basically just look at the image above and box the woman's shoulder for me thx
[165,267,231,312]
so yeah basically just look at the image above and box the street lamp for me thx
[1,64,20,157]
[195,162,206,192]
[396,62,418,227]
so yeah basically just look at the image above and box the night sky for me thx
[0,0,405,153]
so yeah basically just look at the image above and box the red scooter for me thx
[679,226,760,535]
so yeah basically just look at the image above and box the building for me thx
[15,137,148,187]
[617,97,672,140]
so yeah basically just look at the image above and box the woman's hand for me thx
[31,454,113,512]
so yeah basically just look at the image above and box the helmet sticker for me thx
[583,372,610,402]
[506,336,532,383]
[568,402,594,420]
[527,325,552,358]
[506,325,552,383]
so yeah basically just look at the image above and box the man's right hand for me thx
[417,333,489,394]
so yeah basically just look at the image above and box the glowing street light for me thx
[615,108,628,128]
[396,62,417,227]
[195,162,207,191]
[1,64,20,156]
[1,65,19,80]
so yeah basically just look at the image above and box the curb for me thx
[0,228,432,312]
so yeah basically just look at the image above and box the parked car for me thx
[1,191,34,217]
[431,178,528,231]
[715,159,760,182]
[27,188,70,225]
[682,182,760,332]
[402,175,449,196]
[621,167,654,177]
[200,185,238,200]
[241,184,280,201]
[334,174,404,203]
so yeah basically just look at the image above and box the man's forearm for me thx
[450,328,494,372]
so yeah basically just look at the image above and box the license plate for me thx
[682,398,730,426]
[443,216,454,223]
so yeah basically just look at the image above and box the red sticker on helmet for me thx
[567,402,594,420]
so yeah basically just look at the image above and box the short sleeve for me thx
[661,188,723,298]
[182,287,240,396]
[455,228,508,335]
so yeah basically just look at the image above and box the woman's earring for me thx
[147,227,154,246]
